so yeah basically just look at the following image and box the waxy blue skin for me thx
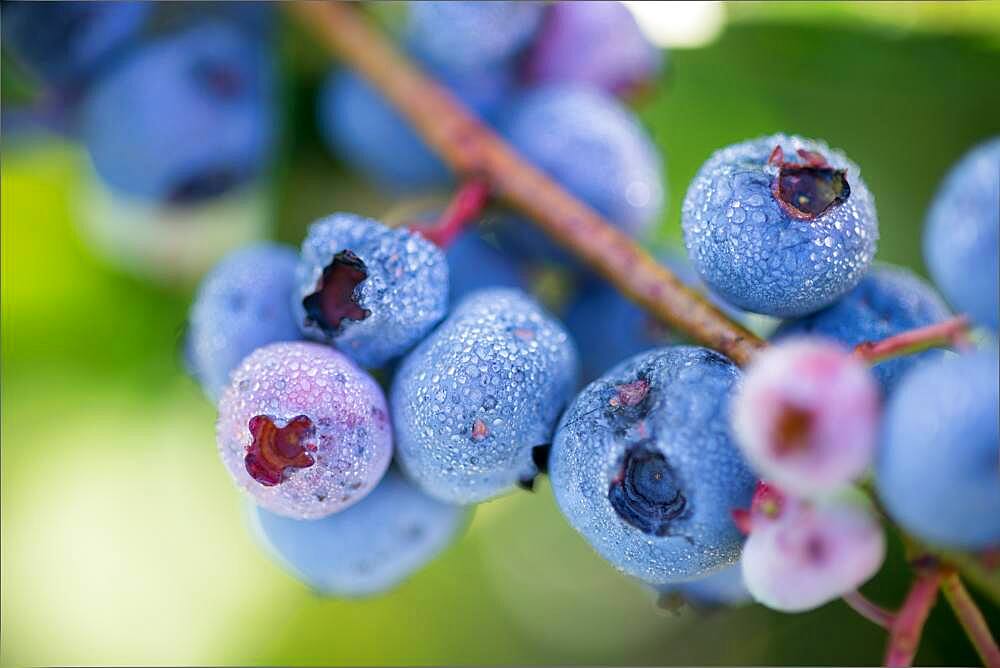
[524,1,661,97]
[775,264,951,395]
[250,469,469,597]
[82,22,275,203]
[293,213,449,369]
[317,60,513,193]
[392,289,578,504]
[877,348,1000,550]
[500,85,664,247]
[187,243,301,401]
[406,1,544,74]
[656,563,751,608]
[446,229,528,303]
[1,1,151,92]
[682,134,878,317]
[924,137,1000,330]
[550,347,756,584]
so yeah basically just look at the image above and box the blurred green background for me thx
[2,2,999,665]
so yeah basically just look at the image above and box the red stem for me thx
[855,315,970,365]
[940,570,1000,668]
[843,590,895,629]
[412,178,492,248]
[885,567,942,667]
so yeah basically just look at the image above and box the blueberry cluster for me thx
[45,0,988,613]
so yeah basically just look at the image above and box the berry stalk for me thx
[940,569,1000,668]
[854,315,970,365]
[842,590,895,629]
[884,564,942,667]
[413,178,492,247]
[285,0,765,366]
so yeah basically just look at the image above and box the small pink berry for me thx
[731,338,880,496]
[740,488,885,612]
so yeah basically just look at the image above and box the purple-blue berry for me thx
[775,264,951,394]
[876,348,1000,550]
[1,1,151,92]
[524,1,661,97]
[82,21,275,203]
[682,135,878,317]
[216,341,393,520]
[392,288,578,504]
[550,346,756,583]
[924,137,999,330]
[446,229,528,303]
[655,564,751,608]
[187,243,301,401]
[249,469,469,597]
[500,85,664,242]
[406,1,544,74]
[293,213,449,369]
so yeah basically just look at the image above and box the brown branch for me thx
[885,564,942,667]
[941,569,1000,668]
[286,1,766,366]
[854,315,971,365]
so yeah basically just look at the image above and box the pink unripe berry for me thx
[731,338,880,497]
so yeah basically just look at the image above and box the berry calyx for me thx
[608,444,688,536]
[302,249,371,336]
[244,414,316,486]
[768,145,851,220]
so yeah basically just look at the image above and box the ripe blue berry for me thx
[249,469,469,597]
[550,346,756,583]
[524,1,661,96]
[741,487,885,613]
[1,1,151,91]
[293,213,449,369]
[876,348,1000,550]
[406,1,544,74]
[446,229,528,303]
[775,264,951,394]
[682,135,878,317]
[500,85,664,242]
[82,21,275,203]
[216,341,392,519]
[187,243,301,401]
[317,62,512,193]
[655,564,751,608]
[732,339,880,497]
[924,137,1000,330]
[392,288,578,504]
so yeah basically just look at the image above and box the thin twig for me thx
[885,565,942,667]
[285,1,765,366]
[854,315,970,365]
[940,569,1000,668]
[843,590,895,629]
[412,178,492,247]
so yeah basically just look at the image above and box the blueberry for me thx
[655,563,751,609]
[499,85,664,247]
[1,1,151,91]
[392,288,578,504]
[187,243,301,401]
[566,249,747,383]
[732,339,880,498]
[317,56,513,193]
[876,348,1000,550]
[682,135,878,317]
[82,21,275,203]
[293,213,449,369]
[446,229,528,303]
[406,1,544,74]
[249,469,470,597]
[549,346,756,583]
[775,264,952,394]
[741,487,885,613]
[524,1,661,96]
[924,137,1000,330]
[216,341,393,519]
